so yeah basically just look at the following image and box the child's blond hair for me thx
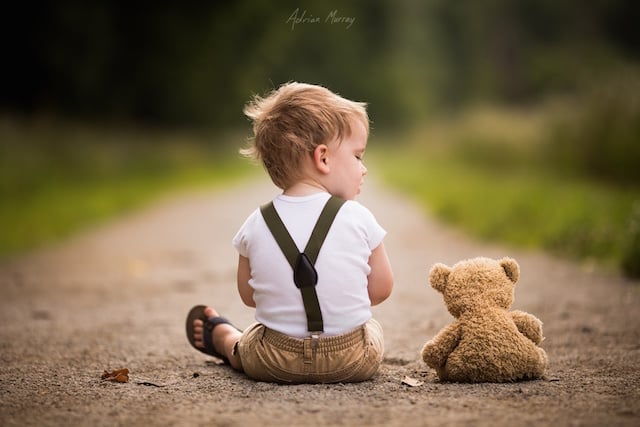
[242,82,369,190]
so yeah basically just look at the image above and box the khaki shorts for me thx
[236,318,384,384]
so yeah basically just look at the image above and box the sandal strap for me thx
[202,316,232,363]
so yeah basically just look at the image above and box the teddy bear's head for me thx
[428,257,520,317]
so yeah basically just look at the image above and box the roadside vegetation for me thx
[5,2,637,277]
[2,77,638,280]
[371,83,640,279]
[0,118,252,257]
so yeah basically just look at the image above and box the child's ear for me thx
[313,144,330,174]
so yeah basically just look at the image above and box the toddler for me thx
[186,82,394,383]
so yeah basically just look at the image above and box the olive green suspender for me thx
[260,196,346,334]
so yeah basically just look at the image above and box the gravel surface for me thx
[1,179,639,426]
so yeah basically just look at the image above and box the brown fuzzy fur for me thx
[422,257,548,382]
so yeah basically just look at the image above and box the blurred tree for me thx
[1,0,637,127]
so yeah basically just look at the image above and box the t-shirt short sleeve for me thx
[232,209,261,258]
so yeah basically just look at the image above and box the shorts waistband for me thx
[262,326,367,353]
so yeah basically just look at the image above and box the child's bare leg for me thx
[192,307,243,371]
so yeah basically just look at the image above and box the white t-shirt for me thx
[232,192,386,338]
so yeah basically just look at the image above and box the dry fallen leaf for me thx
[401,376,424,387]
[101,368,129,383]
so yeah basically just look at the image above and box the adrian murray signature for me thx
[286,8,356,30]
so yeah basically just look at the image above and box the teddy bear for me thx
[421,256,548,382]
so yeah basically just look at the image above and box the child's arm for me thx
[237,255,256,308]
[367,242,394,306]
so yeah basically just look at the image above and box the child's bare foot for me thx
[187,306,243,370]
[192,307,226,349]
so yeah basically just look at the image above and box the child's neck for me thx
[283,180,328,197]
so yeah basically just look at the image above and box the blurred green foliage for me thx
[2,0,638,127]
[544,70,640,186]
[371,101,640,277]
[0,118,251,257]
[1,1,638,275]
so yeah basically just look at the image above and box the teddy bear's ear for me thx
[500,257,520,284]
[429,263,451,293]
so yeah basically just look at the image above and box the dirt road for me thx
[1,179,638,426]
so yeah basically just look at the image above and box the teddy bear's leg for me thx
[435,365,449,381]
[522,346,549,380]
[533,347,549,378]
[439,352,481,382]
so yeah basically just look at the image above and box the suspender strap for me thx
[304,196,346,264]
[260,203,299,269]
[260,196,345,333]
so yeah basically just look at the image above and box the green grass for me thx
[0,118,254,257]
[370,106,640,276]
[4,104,638,278]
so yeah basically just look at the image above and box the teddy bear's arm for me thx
[511,310,544,345]
[422,322,461,368]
